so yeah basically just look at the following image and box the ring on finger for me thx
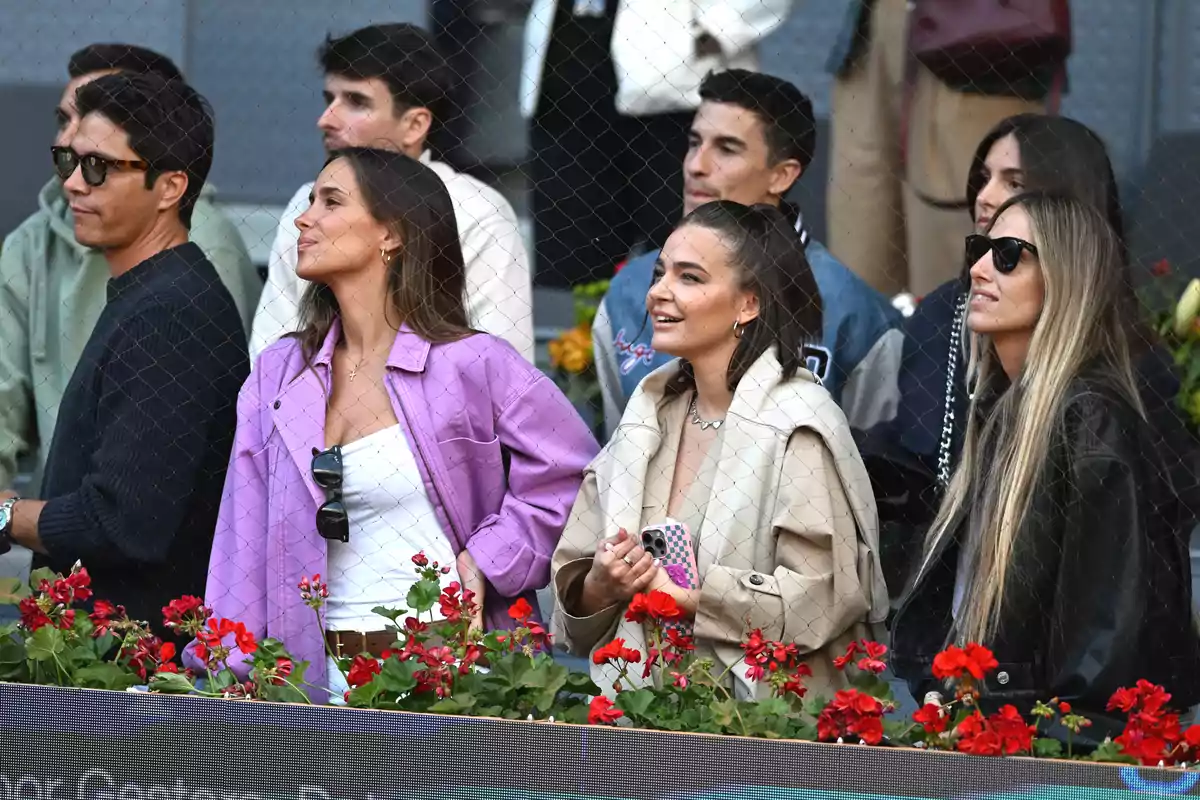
[621,554,635,566]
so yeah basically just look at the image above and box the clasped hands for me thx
[580,529,698,616]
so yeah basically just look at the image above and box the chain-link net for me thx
[0,0,1198,727]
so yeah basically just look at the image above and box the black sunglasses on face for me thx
[965,233,1039,274]
[311,445,349,543]
[51,145,150,187]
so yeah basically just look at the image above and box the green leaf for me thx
[428,693,477,714]
[27,567,57,588]
[0,577,31,605]
[485,654,533,694]
[711,697,739,729]
[801,693,828,717]
[258,677,310,704]
[564,672,601,695]
[559,704,591,725]
[72,662,140,691]
[751,696,790,718]
[1087,740,1137,764]
[405,579,440,615]
[345,680,383,708]
[148,671,196,694]
[26,626,65,662]
[371,605,407,625]
[1033,738,1064,759]
[522,659,567,690]
[0,638,28,670]
[210,668,237,691]
[376,657,418,695]
[615,688,658,719]
[850,672,894,700]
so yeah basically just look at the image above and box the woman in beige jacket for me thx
[552,202,889,701]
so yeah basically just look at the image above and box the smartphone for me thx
[640,521,698,591]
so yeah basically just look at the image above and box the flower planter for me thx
[0,680,1194,800]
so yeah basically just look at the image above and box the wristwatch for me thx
[0,496,20,555]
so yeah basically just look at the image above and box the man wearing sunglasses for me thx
[0,72,249,639]
[0,44,258,499]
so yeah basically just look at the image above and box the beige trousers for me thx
[826,0,1044,297]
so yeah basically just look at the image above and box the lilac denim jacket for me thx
[183,322,598,695]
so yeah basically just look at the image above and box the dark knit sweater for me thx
[36,242,249,633]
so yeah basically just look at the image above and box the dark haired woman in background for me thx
[552,201,889,701]
[859,114,1197,589]
[188,148,598,697]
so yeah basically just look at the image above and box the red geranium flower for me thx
[833,640,860,671]
[625,591,682,624]
[89,600,127,638]
[954,706,1034,756]
[593,638,642,666]
[412,552,430,568]
[856,641,888,674]
[816,689,885,745]
[17,596,51,632]
[913,702,948,734]
[346,655,381,688]
[588,696,623,725]
[508,597,534,623]
[931,643,998,682]
[162,595,209,635]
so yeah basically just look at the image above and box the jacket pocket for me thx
[438,435,505,527]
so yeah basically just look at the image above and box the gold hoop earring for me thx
[380,247,391,265]
[732,319,743,339]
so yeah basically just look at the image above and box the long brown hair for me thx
[292,147,472,364]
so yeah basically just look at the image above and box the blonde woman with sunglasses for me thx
[890,191,1200,746]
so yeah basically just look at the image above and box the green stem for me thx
[314,607,345,679]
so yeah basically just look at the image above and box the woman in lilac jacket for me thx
[186,148,598,696]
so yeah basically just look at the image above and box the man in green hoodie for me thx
[0,44,260,496]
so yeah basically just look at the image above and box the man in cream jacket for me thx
[250,23,534,363]
[521,0,791,287]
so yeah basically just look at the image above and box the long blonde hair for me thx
[922,191,1143,645]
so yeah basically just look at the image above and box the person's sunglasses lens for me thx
[965,234,991,267]
[312,450,343,490]
[993,239,1025,273]
[316,501,349,542]
[52,148,77,181]
[80,156,108,187]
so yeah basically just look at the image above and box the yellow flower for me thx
[1173,279,1200,337]
[549,324,592,374]
[1188,390,1200,427]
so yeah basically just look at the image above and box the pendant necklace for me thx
[688,395,724,430]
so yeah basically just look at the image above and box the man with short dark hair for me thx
[250,23,534,362]
[0,43,259,493]
[592,69,903,437]
[0,73,249,634]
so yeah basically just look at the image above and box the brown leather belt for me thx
[325,630,396,659]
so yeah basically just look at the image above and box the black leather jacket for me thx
[890,371,1200,743]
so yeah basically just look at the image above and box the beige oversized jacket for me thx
[552,349,889,701]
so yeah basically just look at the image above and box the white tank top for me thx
[323,424,461,632]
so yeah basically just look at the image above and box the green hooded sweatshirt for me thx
[0,178,261,490]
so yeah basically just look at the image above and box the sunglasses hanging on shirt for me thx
[311,445,349,543]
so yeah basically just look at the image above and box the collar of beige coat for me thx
[607,347,889,628]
